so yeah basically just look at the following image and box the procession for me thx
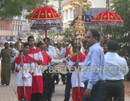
[0,0,130,101]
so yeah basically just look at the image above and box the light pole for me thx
[106,0,109,10]
[58,0,63,34]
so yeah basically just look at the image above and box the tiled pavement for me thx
[0,69,72,101]
[0,63,130,101]
[0,72,18,101]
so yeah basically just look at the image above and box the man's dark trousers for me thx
[102,80,124,101]
[82,81,104,101]
[42,69,53,101]
[64,73,72,101]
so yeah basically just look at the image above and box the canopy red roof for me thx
[92,11,123,24]
[92,11,124,43]
[29,7,61,20]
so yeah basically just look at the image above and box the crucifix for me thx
[71,0,91,37]
[71,0,91,20]
[70,0,92,93]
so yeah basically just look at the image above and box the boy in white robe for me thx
[14,43,35,101]
[27,36,43,101]
[68,44,86,101]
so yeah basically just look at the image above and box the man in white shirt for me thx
[10,43,19,73]
[103,40,129,101]
[43,37,56,101]
[44,38,56,59]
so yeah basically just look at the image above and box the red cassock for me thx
[69,53,86,101]
[64,46,71,57]
[72,87,84,101]
[17,87,32,101]
[14,54,35,101]
[69,53,86,63]
[85,50,89,56]
[42,51,52,66]
[28,47,43,94]
[14,54,35,64]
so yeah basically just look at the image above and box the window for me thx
[66,10,68,20]
[70,8,73,20]
[13,24,15,31]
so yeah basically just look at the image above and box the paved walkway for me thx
[0,73,18,101]
[0,72,71,101]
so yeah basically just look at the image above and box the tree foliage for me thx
[110,0,130,62]
[0,0,23,18]
[0,0,44,19]
[108,0,130,80]
[62,28,73,42]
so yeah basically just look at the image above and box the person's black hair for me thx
[71,39,81,50]
[27,36,34,42]
[71,40,76,48]
[18,38,21,41]
[108,40,119,52]
[4,42,8,46]
[89,29,100,41]
[69,41,72,44]
[34,42,37,47]
[103,42,108,47]
[23,43,29,47]
[103,42,107,45]
[83,40,87,47]
[37,41,43,47]
[43,37,50,42]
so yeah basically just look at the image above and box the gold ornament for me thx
[71,0,91,39]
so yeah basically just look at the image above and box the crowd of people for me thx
[0,29,129,101]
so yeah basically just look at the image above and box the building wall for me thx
[0,20,13,41]
[0,9,31,42]
[0,20,26,42]
[48,0,59,11]
[62,0,75,28]
[91,0,106,8]
[12,20,23,36]
[0,21,13,31]
[0,20,24,36]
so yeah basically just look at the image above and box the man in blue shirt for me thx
[102,40,129,101]
[82,29,104,101]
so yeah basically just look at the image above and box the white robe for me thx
[68,60,84,88]
[15,63,35,86]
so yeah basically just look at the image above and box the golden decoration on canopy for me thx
[71,0,91,39]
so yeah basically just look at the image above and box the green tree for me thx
[23,0,44,12]
[62,28,73,42]
[0,0,44,19]
[110,0,130,58]
[110,0,130,79]
[0,0,23,18]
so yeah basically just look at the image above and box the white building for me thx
[90,0,106,8]
[62,0,74,28]
[48,0,59,11]
[13,10,31,41]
